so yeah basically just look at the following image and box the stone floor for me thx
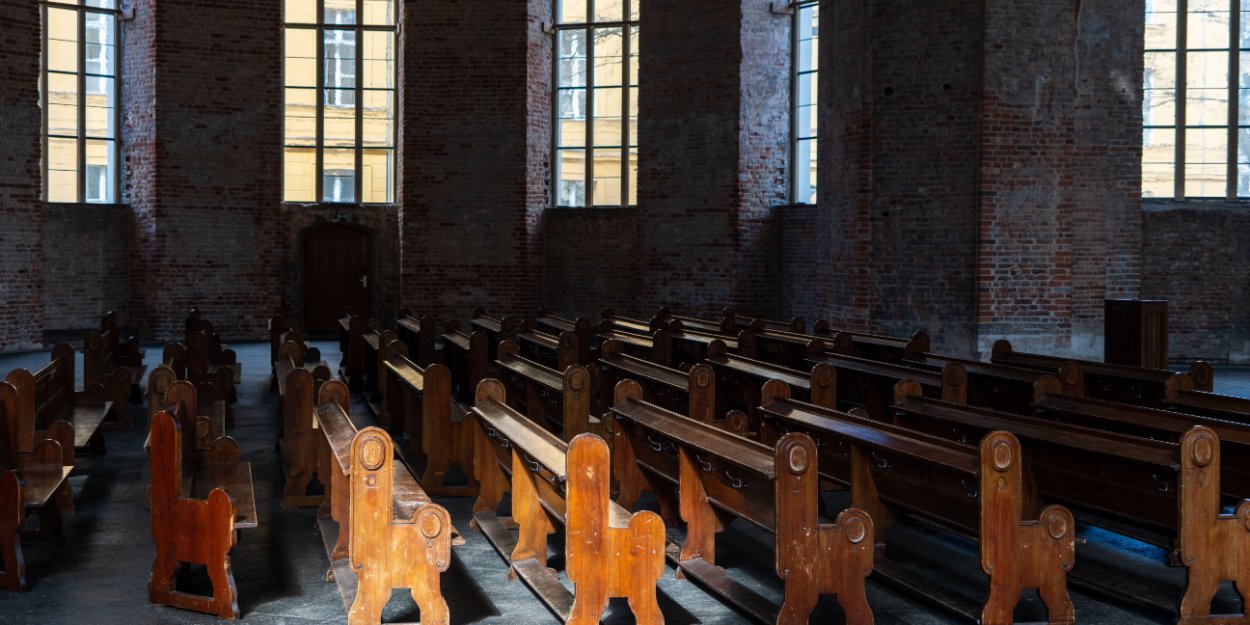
[0,341,1245,624]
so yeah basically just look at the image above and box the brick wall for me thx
[400,0,546,321]
[0,0,45,350]
[43,204,131,332]
[542,209,639,317]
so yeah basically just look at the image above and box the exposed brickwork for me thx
[0,0,45,350]
[1144,203,1250,362]
[542,209,638,318]
[125,0,284,341]
[400,0,546,321]
[43,204,131,332]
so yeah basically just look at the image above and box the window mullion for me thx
[1176,0,1188,200]
[78,6,87,203]
[1230,0,1240,199]
[621,16,630,208]
[316,2,325,203]
[586,24,595,209]
[355,0,363,204]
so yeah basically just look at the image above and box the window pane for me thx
[285,87,317,146]
[628,26,639,86]
[596,0,623,22]
[323,149,356,203]
[795,138,817,204]
[85,0,118,8]
[628,86,638,146]
[1188,0,1230,50]
[1186,51,1228,125]
[629,0,638,21]
[557,149,586,206]
[362,149,393,203]
[85,139,114,203]
[361,90,393,147]
[594,87,623,147]
[1237,127,1250,196]
[592,148,622,205]
[558,89,587,147]
[362,31,394,90]
[47,138,79,203]
[1144,51,1176,90]
[1242,10,1250,48]
[560,0,587,24]
[325,0,356,24]
[324,29,357,90]
[284,147,317,202]
[286,0,316,24]
[85,12,116,78]
[627,148,637,205]
[1145,0,1178,50]
[594,28,624,86]
[47,8,79,73]
[558,30,587,88]
[1142,127,1176,199]
[1240,52,1250,126]
[84,77,115,139]
[323,90,357,146]
[285,28,317,88]
[363,0,394,26]
[1185,127,1227,196]
[47,72,79,138]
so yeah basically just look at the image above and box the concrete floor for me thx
[0,342,1244,624]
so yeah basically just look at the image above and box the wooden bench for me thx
[806,348,958,420]
[0,380,74,592]
[992,339,1209,406]
[9,344,110,457]
[494,340,604,442]
[145,378,228,460]
[610,380,875,625]
[440,322,490,405]
[277,363,332,508]
[905,352,1067,415]
[1165,383,1250,426]
[470,379,666,625]
[757,385,1076,625]
[599,308,659,337]
[313,382,453,625]
[704,339,836,434]
[337,313,366,390]
[533,308,593,364]
[184,309,240,385]
[815,325,931,364]
[395,312,439,367]
[664,319,757,369]
[184,331,238,423]
[360,327,396,417]
[82,312,144,428]
[894,383,1250,624]
[515,320,581,371]
[470,308,520,362]
[148,386,256,619]
[382,340,477,497]
[598,339,747,438]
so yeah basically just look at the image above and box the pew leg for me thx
[1178,575,1220,625]
[980,578,1023,625]
[1038,573,1075,625]
[34,503,65,544]
[148,543,178,600]
[410,565,450,625]
[348,570,387,625]
[567,587,609,625]
[776,580,819,625]
[208,552,240,620]
[627,586,663,625]
[0,476,25,592]
[835,581,875,625]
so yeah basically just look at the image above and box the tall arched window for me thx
[1143,0,1250,199]
[284,0,396,204]
[43,0,120,204]
[553,0,639,208]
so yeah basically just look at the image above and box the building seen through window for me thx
[284,0,395,204]
[554,0,639,208]
[43,0,119,204]
[793,0,818,205]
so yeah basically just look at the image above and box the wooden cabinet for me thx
[1104,299,1168,369]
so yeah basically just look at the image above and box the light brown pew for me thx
[494,340,604,441]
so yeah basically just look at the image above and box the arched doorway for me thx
[303,223,372,333]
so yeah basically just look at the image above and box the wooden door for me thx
[304,224,371,332]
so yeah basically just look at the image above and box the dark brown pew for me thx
[992,339,1209,406]
[600,307,658,336]
[470,379,665,625]
[82,311,143,427]
[610,381,875,625]
[276,362,332,508]
[905,352,1067,415]
[814,324,931,364]
[533,308,593,364]
[704,339,836,434]
[440,322,489,405]
[313,382,453,625]
[185,331,238,423]
[0,380,74,592]
[146,366,229,457]
[515,320,580,371]
[148,385,255,619]
[337,312,366,390]
[1164,383,1250,426]
[807,349,961,420]
[665,319,757,369]
[598,338,747,436]
[893,383,1250,623]
[494,340,604,442]
[470,308,519,361]
[9,344,109,457]
[383,340,477,497]
[395,312,439,367]
[757,385,1076,625]
[184,309,240,386]
[359,327,396,417]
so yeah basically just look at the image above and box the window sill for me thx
[43,202,131,209]
[282,202,400,210]
[1143,198,1250,212]
[547,206,638,212]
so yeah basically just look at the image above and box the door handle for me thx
[360,275,368,288]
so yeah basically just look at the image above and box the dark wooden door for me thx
[304,225,371,332]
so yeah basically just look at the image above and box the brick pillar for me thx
[401,0,548,320]
[0,0,45,349]
[976,0,1141,357]
[125,0,284,340]
[636,0,789,318]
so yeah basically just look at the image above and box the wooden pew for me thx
[894,383,1250,623]
[0,381,74,592]
[9,344,110,457]
[148,384,256,619]
[515,320,580,371]
[905,352,1067,415]
[184,309,240,385]
[807,348,961,420]
[704,339,836,434]
[145,373,228,460]
[313,382,453,625]
[382,339,477,497]
[600,307,659,337]
[440,322,489,405]
[814,324,931,364]
[82,311,143,427]
[598,339,747,436]
[595,325,673,368]
[337,312,366,390]
[185,331,238,421]
[664,319,757,368]
[278,363,332,508]
[1164,382,1250,426]
[470,308,519,361]
[360,327,396,417]
[533,308,593,364]
[494,340,604,442]
[751,327,824,370]
[992,339,1210,406]
[757,386,1076,625]
[470,379,666,625]
[610,381,875,625]
[395,312,439,367]
[274,339,331,441]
